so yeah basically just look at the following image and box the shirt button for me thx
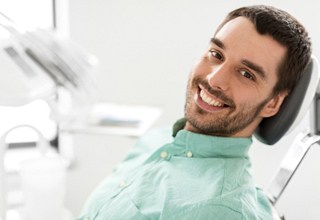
[160,151,168,158]
[186,151,193,158]
[119,180,126,188]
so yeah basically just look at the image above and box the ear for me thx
[260,91,288,118]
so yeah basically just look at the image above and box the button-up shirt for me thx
[76,127,273,220]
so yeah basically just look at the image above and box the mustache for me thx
[192,77,235,107]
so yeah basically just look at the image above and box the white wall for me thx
[68,1,320,219]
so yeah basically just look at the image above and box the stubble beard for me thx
[184,77,269,137]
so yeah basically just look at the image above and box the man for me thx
[77,5,311,220]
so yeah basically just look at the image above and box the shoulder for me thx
[119,127,173,164]
[138,127,173,144]
[133,127,173,152]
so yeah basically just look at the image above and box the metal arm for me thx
[266,131,320,205]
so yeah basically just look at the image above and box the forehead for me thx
[214,17,287,81]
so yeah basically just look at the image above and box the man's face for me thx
[184,17,287,137]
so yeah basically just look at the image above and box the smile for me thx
[200,89,224,107]
[194,85,230,112]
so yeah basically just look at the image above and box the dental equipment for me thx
[0,125,63,220]
[0,11,98,220]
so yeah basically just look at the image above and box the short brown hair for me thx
[216,5,312,95]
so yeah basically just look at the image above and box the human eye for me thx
[239,69,255,81]
[209,49,223,61]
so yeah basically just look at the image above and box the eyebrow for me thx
[210,37,225,49]
[241,59,266,80]
[210,37,267,80]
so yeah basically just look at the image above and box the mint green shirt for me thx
[77,128,273,220]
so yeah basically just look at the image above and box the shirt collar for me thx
[172,118,252,158]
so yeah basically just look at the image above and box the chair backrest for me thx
[257,56,320,205]
[254,56,320,145]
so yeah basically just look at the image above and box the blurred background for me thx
[1,0,320,219]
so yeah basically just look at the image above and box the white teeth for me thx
[200,90,224,107]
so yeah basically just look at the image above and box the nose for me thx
[206,63,231,91]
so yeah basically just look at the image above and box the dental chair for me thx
[254,56,320,220]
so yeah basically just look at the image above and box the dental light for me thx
[0,14,56,107]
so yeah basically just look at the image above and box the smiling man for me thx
[185,16,288,138]
[77,5,311,220]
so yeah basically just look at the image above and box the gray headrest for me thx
[254,56,319,145]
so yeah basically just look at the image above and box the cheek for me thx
[234,79,273,103]
[233,91,258,106]
[192,58,212,76]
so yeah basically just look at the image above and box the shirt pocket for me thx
[95,191,150,220]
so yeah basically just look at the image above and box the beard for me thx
[184,76,270,137]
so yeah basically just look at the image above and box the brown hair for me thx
[216,5,312,95]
